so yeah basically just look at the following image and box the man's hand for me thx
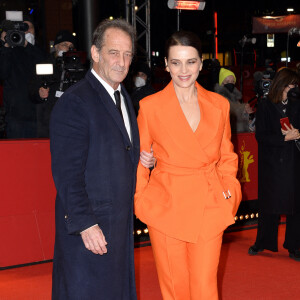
[0,31,9,48]
[81,225,108,255]
[39,87,49,99]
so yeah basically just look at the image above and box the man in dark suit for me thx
[50,19,139,299]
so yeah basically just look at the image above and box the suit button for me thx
[126,146,131,151]
[65,215,68,219]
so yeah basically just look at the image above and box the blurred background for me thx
[0,0,299,67]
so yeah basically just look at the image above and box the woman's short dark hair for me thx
[92,18,136,54]
[268,68,300,103]
[165,30,202,60]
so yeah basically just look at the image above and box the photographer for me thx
[248,68,300,261]
[33,30,86,137]
[0,15,45,138]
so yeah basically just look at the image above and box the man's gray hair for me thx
[92,18,136,54]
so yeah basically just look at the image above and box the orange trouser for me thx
[148,226,223,300]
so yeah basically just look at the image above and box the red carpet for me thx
[0,224,299,300]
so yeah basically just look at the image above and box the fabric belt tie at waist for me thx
[155,161,231,200]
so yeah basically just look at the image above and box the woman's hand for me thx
[140,147,156,169]
[282,124,300,141]
[244,103,254,114]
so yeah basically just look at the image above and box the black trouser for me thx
[254,212,300,252]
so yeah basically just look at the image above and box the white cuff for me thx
[80,224,98,234]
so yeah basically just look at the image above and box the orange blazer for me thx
[134,81,242,243]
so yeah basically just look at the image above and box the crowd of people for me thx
[0,16,87,138]
[0,12,300,300]
[0,13,279,140]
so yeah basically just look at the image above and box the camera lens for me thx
[11,32,22,45]
[9,31,23,46]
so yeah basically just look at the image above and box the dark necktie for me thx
[114,90,123,119]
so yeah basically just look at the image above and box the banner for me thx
[252,14,300,34]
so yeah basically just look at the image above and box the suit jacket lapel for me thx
[86,71,132,146]
[195,84,222,149]
[158,81,221,164]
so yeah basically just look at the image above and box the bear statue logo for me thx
[238,140,254,183]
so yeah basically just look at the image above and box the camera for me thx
[59,50,87,86]
[254,69,275,98]
[35,50,87,101]
[62,50,86,72]
[257,78,272,97]
[248,68,275,120]
[0,20,29,47]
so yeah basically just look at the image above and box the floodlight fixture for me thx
[5,11,23,21]
[36,64,54,76]
[167,0,206,11]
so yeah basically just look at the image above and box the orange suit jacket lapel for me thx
[157,81,223,164]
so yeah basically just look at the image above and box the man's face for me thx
[91,28,133,90]
[55,41,74,54]
[137,71,147,81]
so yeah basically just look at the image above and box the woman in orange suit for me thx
[134,31,242,300]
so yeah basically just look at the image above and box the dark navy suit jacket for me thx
[50,69,139,299]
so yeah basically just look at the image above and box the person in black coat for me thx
[248,68,300,261]
[130,62,155,116]
[0,16,45,138]
[33,30,86,137]
[49,18,157,299]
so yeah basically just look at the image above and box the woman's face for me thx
[165,45,202,89]
[282,83,296,100]
[222,75,235,85]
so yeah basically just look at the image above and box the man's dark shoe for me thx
[289,250,300,262]
[248,245,264,256]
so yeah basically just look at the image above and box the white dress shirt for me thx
[91,68,132,142]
